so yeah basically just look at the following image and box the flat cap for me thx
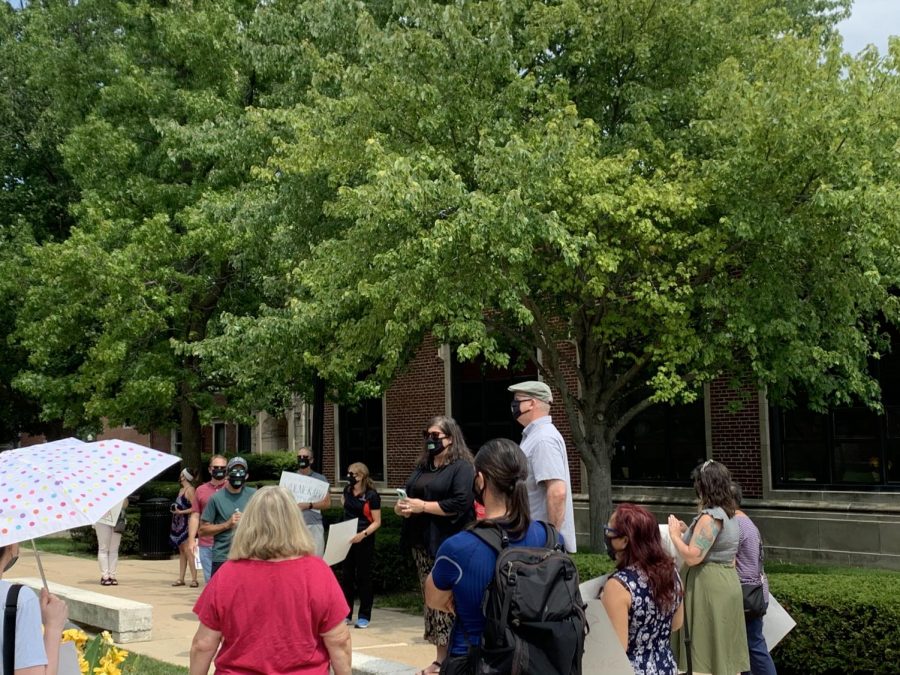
[226,456,248,471]
[508,380,553,403]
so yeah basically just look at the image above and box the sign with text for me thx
[279,471,330,505]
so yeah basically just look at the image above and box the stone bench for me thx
[10,577,152,643]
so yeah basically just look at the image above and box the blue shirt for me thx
[431,522,565,655]
[519,416,577,552]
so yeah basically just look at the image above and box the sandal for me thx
[416,661,442,675]
[109,578,118,586]
[172,580,186,586]
[189,581,199,588]
[100,578,111,586]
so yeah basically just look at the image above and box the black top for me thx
[343,487,382,533]
[401,458,476,556]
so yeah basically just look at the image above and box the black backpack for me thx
[451,522,587,675]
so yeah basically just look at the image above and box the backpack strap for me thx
[4,584,22,675]
[540,521,562,550]
[470,523,509,554]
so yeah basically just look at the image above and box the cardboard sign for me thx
[322,518,359,566]
[762,593,797,650]
[279,471,330,504]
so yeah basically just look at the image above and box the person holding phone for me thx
[395,416,475,675]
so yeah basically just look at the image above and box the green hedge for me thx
[769,570,900,674]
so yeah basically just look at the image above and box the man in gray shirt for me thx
[509,381,577,552]
[296,446,332,557]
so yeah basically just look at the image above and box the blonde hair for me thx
[229,486,315,561]
[348,462,375,492]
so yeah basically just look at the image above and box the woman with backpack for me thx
[601,503,684,674]
[425,437,573,675]
[395,416,475,675]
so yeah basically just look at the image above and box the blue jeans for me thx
[199,545,214,582]
[742,614,777,675]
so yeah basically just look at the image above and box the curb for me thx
[352,652,416,675]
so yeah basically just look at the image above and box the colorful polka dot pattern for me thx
[0,439,180,547]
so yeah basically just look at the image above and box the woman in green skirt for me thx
[667,461,749,674]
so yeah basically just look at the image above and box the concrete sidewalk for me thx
[12,548,433,674]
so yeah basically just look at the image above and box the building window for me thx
[338,398,385,482]
[171,429,183,456]
[770,331,900,489]
[237,424,252,454]
[612,399,706,485]
[451,353,538,453]
[213,422,226,455]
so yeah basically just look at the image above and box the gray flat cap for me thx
[508,380,553,403]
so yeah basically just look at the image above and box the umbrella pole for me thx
[30,539,49,591]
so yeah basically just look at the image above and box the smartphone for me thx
[395,488,408,500]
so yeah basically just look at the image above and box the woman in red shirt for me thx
[189,486,352,675]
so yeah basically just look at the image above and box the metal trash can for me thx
[139,497,173,560]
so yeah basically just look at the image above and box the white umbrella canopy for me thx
[0,438,180,548]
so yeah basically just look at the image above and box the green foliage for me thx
[770,572,900,674]
[68,507,142,556]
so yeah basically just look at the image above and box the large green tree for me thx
[212,0,900,549]
[12,0,283,468]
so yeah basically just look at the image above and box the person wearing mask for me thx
[296,447,332,557]
[508,380,577,552]
[340,462,381,629]
[601,503,684,675]
[395,416,475,675]
[199,457,257,578]
[190,487,351,675]
[0,543,69,675]
[732,483,777,675]
[189,455,229,583]
[425,438,565,670]
[170,468,199,587]
[667,460,749,675]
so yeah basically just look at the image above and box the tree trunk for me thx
[179,398,202,472]
[579,436,614,553]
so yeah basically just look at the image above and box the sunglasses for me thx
[423,431,447,442]
[603,526,623,538]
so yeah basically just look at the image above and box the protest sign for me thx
[279,471,330,504]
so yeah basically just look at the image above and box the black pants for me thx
[341,534,375,621]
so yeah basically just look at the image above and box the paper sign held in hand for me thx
[322,518,359,566]
[279,471,330,505]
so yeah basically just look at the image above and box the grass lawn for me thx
[123,652,188,674]
[31,534,95,558]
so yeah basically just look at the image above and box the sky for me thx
[2,0,898,54]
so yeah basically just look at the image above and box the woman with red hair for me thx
[601,503,684,675]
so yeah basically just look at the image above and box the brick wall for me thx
[322,403,336,483]
[545,340,582,493]
[709,378,763,498]
[385,335,446,486]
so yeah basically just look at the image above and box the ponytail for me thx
[472,438,532,540]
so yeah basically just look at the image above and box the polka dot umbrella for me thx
[0,438,181,587]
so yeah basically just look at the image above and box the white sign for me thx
[95,501,124,528]
[579,575,634,674]
[322,519,359,567]
[762,593,796,650]
[279,471,330,504]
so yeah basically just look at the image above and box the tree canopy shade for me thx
[207,0,900,548]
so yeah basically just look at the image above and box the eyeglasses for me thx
[603,526,622,538]
[423,431,448,441]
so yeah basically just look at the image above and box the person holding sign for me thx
[340,462,381,629]
[296,447,331,557]
[601,503,683,675]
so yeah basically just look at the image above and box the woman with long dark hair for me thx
[601,503,683,674]
[424,438,565,670]
[668,460,749,674]
[396,416,475,675]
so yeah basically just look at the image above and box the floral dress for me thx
[610,565,681,675]
[169,492,190,548]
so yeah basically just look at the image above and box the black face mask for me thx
[604,535,618,561]
[228,469,247,489]
[510,400,526,420]
[472,474,485,505]
[297,457,311,470]
[425,439,445,458]
[346,474,358,487]
[210,467,227,480]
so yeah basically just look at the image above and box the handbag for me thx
[741,538,767,619]
[113,508,127,534]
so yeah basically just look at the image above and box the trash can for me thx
[139,497,173,560]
